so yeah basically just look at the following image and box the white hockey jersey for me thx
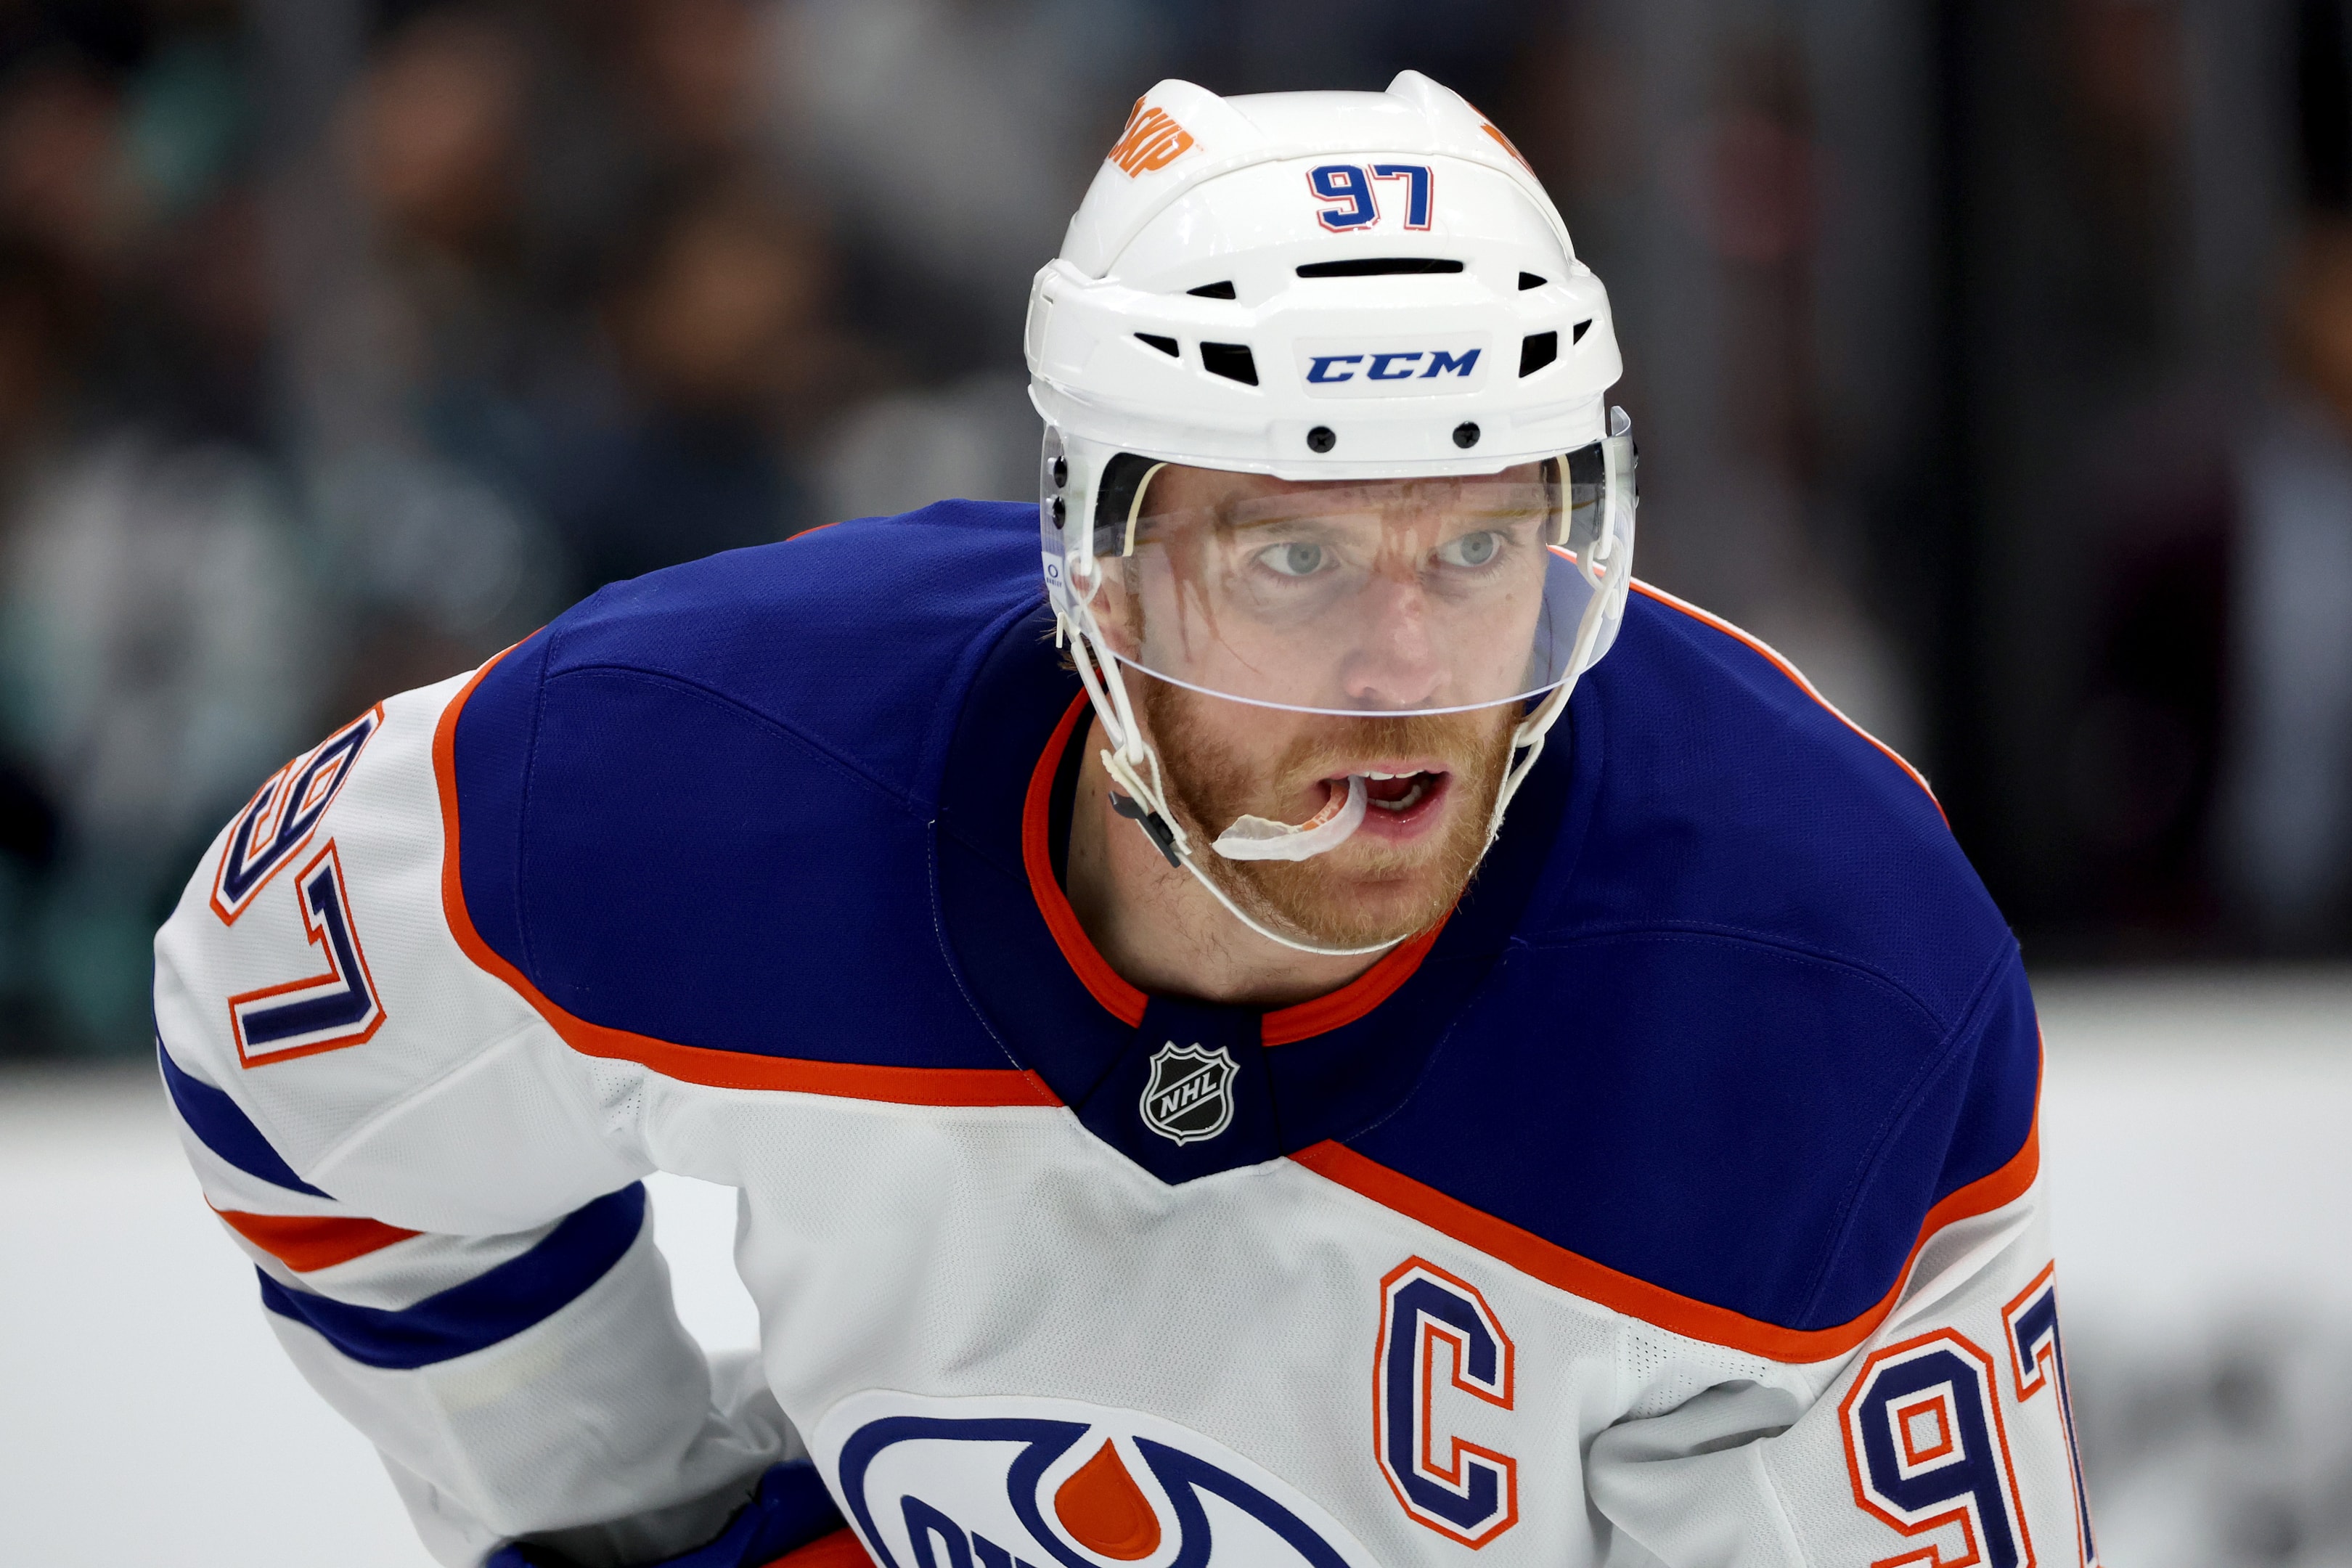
[153,501,2095,1568]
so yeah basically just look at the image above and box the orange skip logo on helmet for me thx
[1108,98,1196,176]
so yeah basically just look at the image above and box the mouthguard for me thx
[1212,775,1368,862]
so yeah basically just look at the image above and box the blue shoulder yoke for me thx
[452,502,1040,1070]
[447,500,2040,1340]
[1352,583,2035,1335]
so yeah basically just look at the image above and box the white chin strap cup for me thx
[1212,776,1368,862]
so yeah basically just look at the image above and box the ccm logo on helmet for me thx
[1296,340,1490,398]
[814,1392,1380,1568]
[1306,350,1479,384]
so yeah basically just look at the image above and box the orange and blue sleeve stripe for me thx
[161,1033,650,1371]
[255,1184,648,1371]
[158,1034,332,1198]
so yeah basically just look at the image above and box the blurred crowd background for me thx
[0,0,2345,1048]
[3,2,2351,1562]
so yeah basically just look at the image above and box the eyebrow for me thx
[1217,509,1360,536]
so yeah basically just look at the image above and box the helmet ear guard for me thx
[1042,430,1193,873]
[1485,405,1637,842]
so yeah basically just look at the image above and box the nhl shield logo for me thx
[1140,1042,1238,1145]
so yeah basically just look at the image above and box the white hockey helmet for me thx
[1025,71,1637,955]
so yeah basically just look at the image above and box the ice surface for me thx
[0,1069,761,1567]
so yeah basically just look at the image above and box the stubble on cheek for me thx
[1139,679,1519,949]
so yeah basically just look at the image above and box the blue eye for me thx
[1262,542,1326,577]
[1439,531,1501,568]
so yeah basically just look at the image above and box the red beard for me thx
[1141,679,1518,950]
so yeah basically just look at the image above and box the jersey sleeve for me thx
[151,669,798,1568]
[1585,959,2096,1568]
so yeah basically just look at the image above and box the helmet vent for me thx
[1572,319,1593,343]
[1135,332,1180,357]
[1519,271,1547,290]
[1200,343,1259,385]
[1187,280,1236,299]
[1294,258,1464,278]
[1519,331,1559,376]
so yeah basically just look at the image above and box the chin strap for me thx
[1485,541,1629,844]
[1063,587,1408,959]
[1162,815,1409,957]
[1486,428,1639,844]
[1064,600,1185,865]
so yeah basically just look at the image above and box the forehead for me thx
[1149,460,1547,513]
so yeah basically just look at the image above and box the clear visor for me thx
[1066,454,1614,716]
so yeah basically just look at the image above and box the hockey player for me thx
[154,75,2095,1568]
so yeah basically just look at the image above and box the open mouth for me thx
[1364,770,1438,812]
[1330,767,1450,838]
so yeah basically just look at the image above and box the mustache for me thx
[1262,712,1500,791]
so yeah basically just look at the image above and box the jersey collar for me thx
[1018,690,1452,1045]
[931,603,1574,1180]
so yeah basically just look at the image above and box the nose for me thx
[1338,573,1448,709]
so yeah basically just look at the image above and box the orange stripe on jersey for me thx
[1291,1118,2041,1364]
[213,1206,420,1272]
[1018,694,1448,1045]
[1259,918,1447,1047]
[1629,579,1945,825]
[433,646,1063,1109]
[1023,695,1148,1026]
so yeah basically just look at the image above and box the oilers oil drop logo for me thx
[812,1393,1379,1568]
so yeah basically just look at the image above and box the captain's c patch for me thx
[1376,1257,1519,1546]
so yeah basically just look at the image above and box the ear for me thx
[1081,556,1146,661]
